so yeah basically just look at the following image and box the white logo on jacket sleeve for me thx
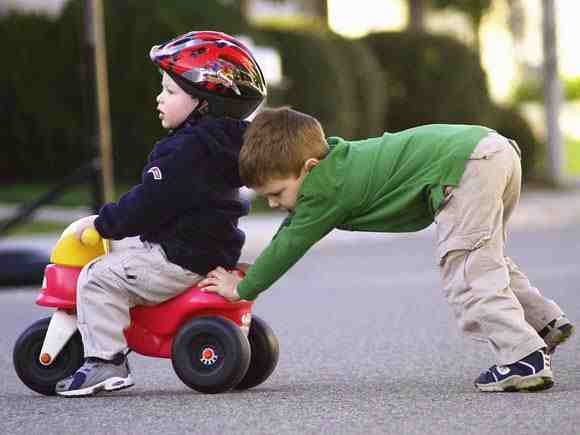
[147,167,163,180]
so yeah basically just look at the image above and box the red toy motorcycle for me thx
[13,223,279,395]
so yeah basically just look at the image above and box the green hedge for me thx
[258,28,359,139]
[2,6,541,184]
[58,0,251,180]
[489,104,543,181]
[362,31,541,181]
[1,1,250,182]
[0,12,89,180]
[363,31,493,131]
[330,35,388,138]
[513,76,580,104]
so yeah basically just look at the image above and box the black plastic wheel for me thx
[13,317,84,396]
[171,316,251,394]
[235,315,279,390]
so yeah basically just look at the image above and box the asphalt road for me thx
[1,225,579,435]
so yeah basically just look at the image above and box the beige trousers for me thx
[76,240,202,360]
[436,133,563,365]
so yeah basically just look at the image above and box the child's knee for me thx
[441,245,510,304]
[464,245,510,292]
[78,256,118,295]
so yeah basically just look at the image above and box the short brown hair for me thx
[240,107,328,187]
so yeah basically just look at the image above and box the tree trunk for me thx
[407,0,425,32]
[239,0,250,19]
[472,18,481,57]
[85,0,114,204]
[311,0,328,22]
[542,0,564,186]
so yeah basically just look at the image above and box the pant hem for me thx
[497,336,546,366]
[84,351,126,361]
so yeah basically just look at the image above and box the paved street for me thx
[0,223,579,435]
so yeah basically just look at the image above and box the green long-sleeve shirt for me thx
[237,124,492,300]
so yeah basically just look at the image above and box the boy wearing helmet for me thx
[56,31,266,397]
[202,107,574,393]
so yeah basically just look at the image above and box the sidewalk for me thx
[1,187,580,258]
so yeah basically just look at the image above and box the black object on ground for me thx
[0,249,48,287]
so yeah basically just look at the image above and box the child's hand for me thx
[71,215,98,241]
[235,262,252,273]
[200,267,243,302]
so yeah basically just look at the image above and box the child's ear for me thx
[304,158,319,173]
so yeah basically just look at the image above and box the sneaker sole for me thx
[57,375,134,397]
[475,369,554,393]
[545,324,575,354]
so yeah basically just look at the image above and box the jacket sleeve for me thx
[236,192,347,300]
[94,123,238,240]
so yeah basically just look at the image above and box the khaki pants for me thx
[436,133,563,365]
[76,240,202,360]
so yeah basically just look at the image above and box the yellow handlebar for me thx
[50,221,110,267]
[80,228,101,247]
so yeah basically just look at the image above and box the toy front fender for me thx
[39,310,79,366]
[36,264,80,309]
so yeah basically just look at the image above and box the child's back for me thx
[303,124,492,233]
[97,116,249,275]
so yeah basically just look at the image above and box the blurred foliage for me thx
[363,31,540,181]
[362,31,493,129]
[258,28,358,138]
[4,220,67,236]
[330,35,388,138]
[1,2,542,186]
[566,77,580,101]
[489,104,543,182]
[565,137,580,175]
[250,15,327,31]
[0,183,131,206]
[512,77,542,104]
[1,0,249,183]
[58,0,250,181]
[431,0,493,28]
[0,12,90,180]
[513,76,580,103]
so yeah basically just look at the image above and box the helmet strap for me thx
[194,99,209,116]
[185,99,210,124]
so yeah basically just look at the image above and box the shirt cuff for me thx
[237,280,259,301]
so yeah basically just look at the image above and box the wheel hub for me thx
[200,347,218,365]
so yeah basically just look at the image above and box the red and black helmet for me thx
[150,31,267,119]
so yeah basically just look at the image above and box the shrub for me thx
[258,28,358,138]
[0,12,90,181]
[330,35,388,138]
[58,0,251,180]
[362,31,493,131]
[2,1,250,182]
[489,104,543,182]
[513,76,580,104]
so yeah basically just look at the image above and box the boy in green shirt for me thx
[201,107,574,392]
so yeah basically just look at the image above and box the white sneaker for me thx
[56,356,134,397]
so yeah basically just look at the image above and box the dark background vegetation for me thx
[1,0,542,186]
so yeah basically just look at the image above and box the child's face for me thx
[254,159,319,212]
[156,72,198,129]
[255,175,305,212]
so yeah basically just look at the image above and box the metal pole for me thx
[542,0,564,187]
[88,0,115,202]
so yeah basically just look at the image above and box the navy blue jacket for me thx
[94,116,250,275]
